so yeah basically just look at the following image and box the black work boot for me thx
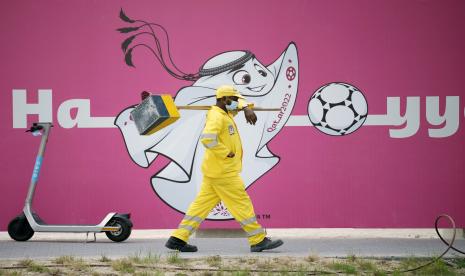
[250,237,284,252]
[165,236,198,252]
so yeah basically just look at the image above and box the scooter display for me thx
[8,122,133,242]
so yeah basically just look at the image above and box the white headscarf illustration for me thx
[114,10,299,219]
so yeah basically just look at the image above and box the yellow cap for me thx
[216,85,245,99]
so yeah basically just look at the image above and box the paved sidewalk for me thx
[1,231,464,260]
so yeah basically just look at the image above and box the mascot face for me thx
[195,51,275,97]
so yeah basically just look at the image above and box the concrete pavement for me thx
[1,230,464,260]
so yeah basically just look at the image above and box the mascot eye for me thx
[233,70,251,85]
[254,64,267,77]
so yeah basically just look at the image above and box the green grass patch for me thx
[54,255,75,265]
[396,256,456,275]
[3,255,463,276]
[129,251,161,265]
[53,255,89,272]
[18,259,49,273]
[420,258,455,276]
[372,270,388,276]
[112,258,136,274]
[305,253,320,263]
[399,256,422,270]
[231,270,251,276]
[99,254,111,263]
[143,251,161,264]
[166,251,181,264]
[166,251,188,266]
[295,263,311,275]
[17,259,33,267]
[327,261,357,274]
[206,255,222,267]
[347,254,357,263]
[451,257,465,269]
[356,259,376,271]
[256,259,273,271]
[245,257,258,265]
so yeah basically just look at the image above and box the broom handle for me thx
[177,106,281,111]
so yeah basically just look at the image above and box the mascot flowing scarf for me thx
[114,9,299,219]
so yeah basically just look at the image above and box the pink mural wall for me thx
[1,0,464,230]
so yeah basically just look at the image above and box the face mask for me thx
[226,100,239,111]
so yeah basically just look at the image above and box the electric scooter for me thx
[8,122,133,242]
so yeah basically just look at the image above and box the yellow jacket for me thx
[200,106,243,178]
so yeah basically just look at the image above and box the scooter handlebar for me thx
[26,123,53,136]
[26,123,43,133]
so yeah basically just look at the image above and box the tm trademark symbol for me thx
[256,214,271,219]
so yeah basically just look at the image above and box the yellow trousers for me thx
[171,175,266,246]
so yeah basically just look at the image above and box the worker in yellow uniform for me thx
[165,85,283,252]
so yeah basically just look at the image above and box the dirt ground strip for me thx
[0,254,464,275]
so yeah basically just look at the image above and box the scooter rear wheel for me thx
[8,214,34,241]
[105,217,131,242]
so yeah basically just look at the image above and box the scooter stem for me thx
[25,123,52,207]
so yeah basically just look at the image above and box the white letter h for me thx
[12,89,53,128]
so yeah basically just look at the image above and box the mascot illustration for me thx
[114,9,299,219]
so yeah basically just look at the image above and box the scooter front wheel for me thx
[105,217,132,242]
[8,214,34,241]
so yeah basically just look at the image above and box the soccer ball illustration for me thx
[308,82,368,136]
